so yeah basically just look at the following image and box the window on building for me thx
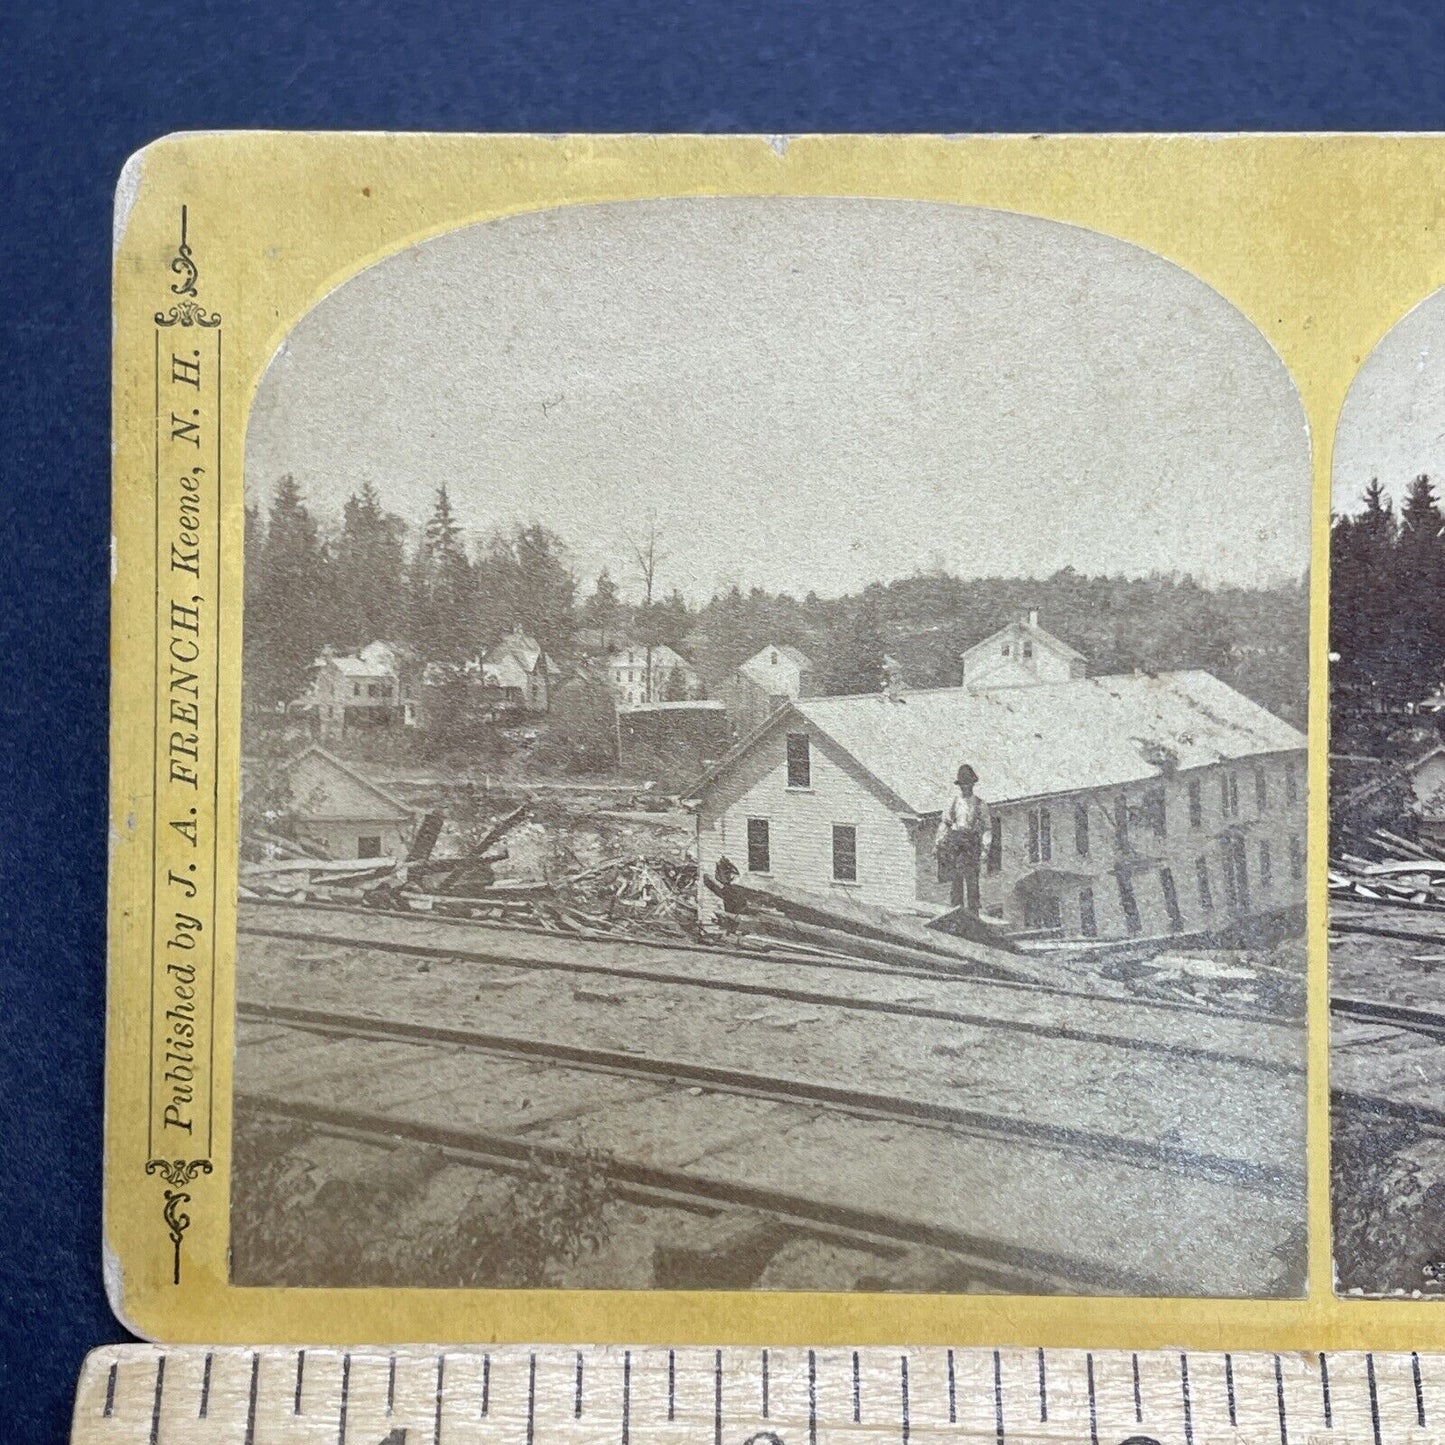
[1114,793,1130,851]
[1285,764,1299,806]
[1028,806,1053,863]
[771,650,779,665]
[1255,766,1269,813]
[746,818,771,873]
[1001,643,1011,657]
[357,835,382,858]
[1142,785,1167,838]
[1159,866,1184,931]
[786,732,811,788]
[1115,869,1142,935]
[353,683,362,697]
[1074,801,1089,857]
[1024,892,1062,929]
[986,816,1003,874]
[1259,839,1272,890]
[1079,885,1098,938]
[1289,833,1304,880]
[1221,835,1249,910]
[831,824,858,883]
[1195,855,1214,911]
[1220,771,1240,819]
[1188,778,1203,829]
[1022,639,1034,660]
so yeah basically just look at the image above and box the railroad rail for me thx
[235,1094,1146,1296]
[237,999,1299,1195]
[238,898,1305,1055]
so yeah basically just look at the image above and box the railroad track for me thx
[233,1095,1131,1296]
[236,999,1300,1196]
[232,900,1306,1297]
[241,894,1297,1025]
[1331,993,1445,1041]
[234,1006,1303,1296]
[238,899,1304,1069]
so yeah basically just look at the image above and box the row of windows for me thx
[746,816,858,882]
[348,681,392,699]
[1029,833,1305,937]
[1018,764,1300,864]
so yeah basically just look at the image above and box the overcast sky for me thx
[1334,285,1445,517]
[248,197,1311,603]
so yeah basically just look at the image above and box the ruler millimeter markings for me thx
[70,1345,1443,1443]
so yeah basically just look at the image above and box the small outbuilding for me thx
[281,745,416,860]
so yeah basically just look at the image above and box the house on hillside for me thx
[479,630,560,714]
[607,644,702,709]
[716,643,815,736]
[279,745,417,860]
[961,611,1086,689]
[293,647,405,739]
[693,663,1307,941]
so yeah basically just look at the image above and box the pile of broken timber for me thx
[1330,826,1445,912]
[241,802,702,938]
[241,804,539,918]
[706,874,1057,987]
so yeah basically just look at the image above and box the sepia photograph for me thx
[232,197,1311,1297]
[1330,285,1445,1296]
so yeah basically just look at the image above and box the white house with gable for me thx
[717,643,816,735]
[607,644,701,709]
[961,610,1086,690]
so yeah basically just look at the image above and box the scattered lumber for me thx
[745,915,1022,979]
[405,811,445,862]
[706,875,1061,987]
[242,855,400,877]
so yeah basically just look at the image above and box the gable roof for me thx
[284,745,414,821]
[737,643,814,689]
[962,619,1086,666]
[487,630,562,675]
[704,671,1305,813]
[608,643,695,672]
[322,654,394,679]
[481,654,530,691]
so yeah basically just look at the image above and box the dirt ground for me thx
[230,1110,996,1293]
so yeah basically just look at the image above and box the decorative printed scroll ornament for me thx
[155,206,221,326]
[169,203,198,295]
[145,1158,213,1284]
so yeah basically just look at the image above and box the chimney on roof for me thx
[1027,608,1039,629]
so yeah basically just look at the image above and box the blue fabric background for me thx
[4,0,1445,1434]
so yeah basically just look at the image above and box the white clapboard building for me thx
[693,629,1306,940]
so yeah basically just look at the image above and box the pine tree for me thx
[245,475,329,707]
[333,482,408,649]
[579,569,622,649]
[1398,473,1445,690]
[512,522,577,652]
[410,485,476,663]
[1331,479,1399,700]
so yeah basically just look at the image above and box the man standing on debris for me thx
[936,763,990,914]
